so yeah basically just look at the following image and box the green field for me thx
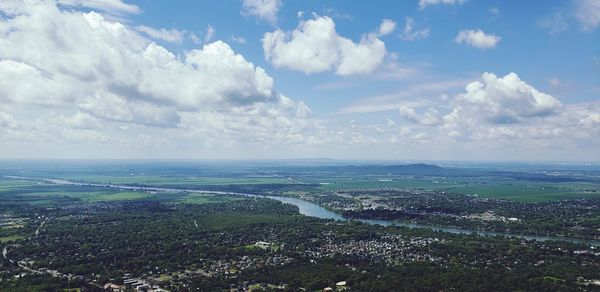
[180,195,243,204]
[0,235,23,243]
[78,191,150,202]
[2,171,600,204]
[316,176,600,202]
[61,175,288,186]
[0,177,247,206]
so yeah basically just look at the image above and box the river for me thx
[6,175,600,246]
[257,195,600,247]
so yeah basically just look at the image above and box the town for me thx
[2,198,600,291]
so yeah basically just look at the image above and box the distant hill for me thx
[275,163,446,176]
[340,163,445,175]
[382,163,444,172]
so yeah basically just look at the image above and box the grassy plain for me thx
[315,176,600,202]
[0,235,23,243]
[0,177,247,206]
[62,175,287,186]
[2,163,600,203]
[180,195,243,204]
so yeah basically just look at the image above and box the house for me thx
[103,283,125,292]
[255,241,272,250]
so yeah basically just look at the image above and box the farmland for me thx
[0,177,243,207]
[316,177,600,202]
[2,161,600,204]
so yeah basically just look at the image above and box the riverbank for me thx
[6,176,600,247]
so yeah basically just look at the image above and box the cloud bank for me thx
[0,0,319,156]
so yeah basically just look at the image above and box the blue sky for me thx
[127,0,598,105]
[112,0,599,113]
[0,0,598,161]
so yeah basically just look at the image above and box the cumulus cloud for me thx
[449,72,562,125]
[0,60,74,106]
[262,15,388,75]
[574,0,600,31]
[0,0,314,149]
[350,73,598,159]
[454,29,500,49]
[241,0,281,24]
[399,17,429,41]
[1,1,597,160]
[419,0,466,9]
[0,5,275,110]
[378,19,396,36]
[440,101,600,159]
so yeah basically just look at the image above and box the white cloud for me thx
[399,17,429,41]
[378,19,396,36]
[0,0,314,150]
[574,0,600,31]
[419,0,466,9]
[241,0,281,24]
[399,106,440,126]
[262,15,388,75]
[0,112,17,129]
[0,1,597,160]
[0,60,74,106]
[322,7,353,21]
[136,26,185,43]
[57,0,140,15]
[0,4,276,111]
[454,29,500,49]
[449,72,562,125]
[580,112,600,127]
[386,118,396,127]
[436,101,600,159]
[61,112,101,130]
[337,75,598,159]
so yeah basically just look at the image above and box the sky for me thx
[0,0,598,161]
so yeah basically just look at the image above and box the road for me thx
[35,217,49,237]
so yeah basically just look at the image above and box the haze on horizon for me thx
[0,0,598,161]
